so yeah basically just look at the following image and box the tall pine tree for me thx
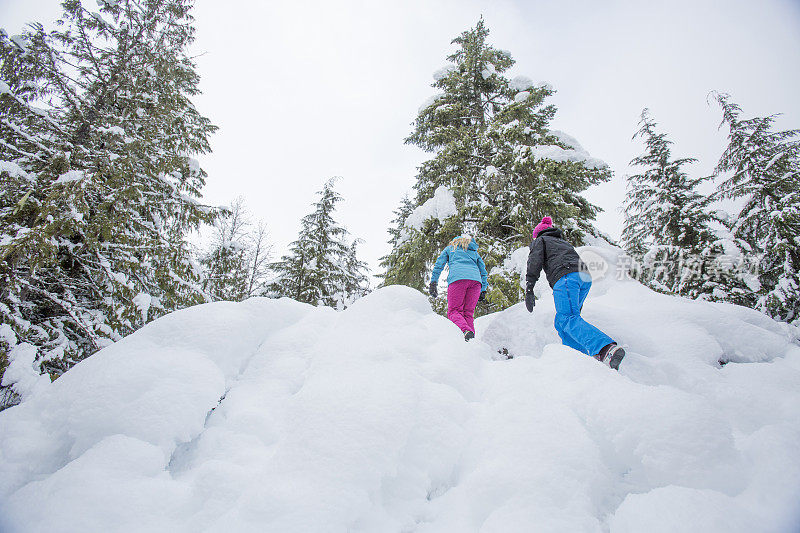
[713,93,800,324]
[620,109,755,301]
[377,195,427,288]
[0,0,218,407]
[381,19,610,309]
[621,109,731,298]
[268,179,369,308]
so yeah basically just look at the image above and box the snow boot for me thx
[464,330,475,342]
[595,343,625,370]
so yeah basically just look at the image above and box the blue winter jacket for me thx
[431,237,488,290]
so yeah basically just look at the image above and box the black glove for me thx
[525,283,536,312]
[429,281,438,298]
[478,290,486,302]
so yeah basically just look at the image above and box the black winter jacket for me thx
[526,227,587,288]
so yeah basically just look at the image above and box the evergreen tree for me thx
[377,195,427,289]
[341,239,371,304]
[0,0,218,407]
[269,179,370,308]
[713,93,800,324]
[381,19,610,310]
[621,109,744,300]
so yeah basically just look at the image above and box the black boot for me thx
[464,330,475,342]
[595,343,625,370]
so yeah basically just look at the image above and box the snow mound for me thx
[2,247,800,532]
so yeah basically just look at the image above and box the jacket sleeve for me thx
[477,254,488,291]
[431,248,449,283]
[526,238,545,287]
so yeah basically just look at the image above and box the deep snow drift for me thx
[1,244,800,533]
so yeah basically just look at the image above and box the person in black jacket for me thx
[525,216,625,369]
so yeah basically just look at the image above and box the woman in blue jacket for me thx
[429,235,488,341]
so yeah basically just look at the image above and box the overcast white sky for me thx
[3,0,800,281]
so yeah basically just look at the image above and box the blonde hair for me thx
[450,236,472,250]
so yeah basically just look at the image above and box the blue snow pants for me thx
[552,272,614,357]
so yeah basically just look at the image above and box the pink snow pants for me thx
[447,279,482,333]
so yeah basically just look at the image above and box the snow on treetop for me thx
[549,129,583,151]
[418,93,445,114]
[530,145,607,169]
[97,125,125,137]
[513,91,530,103]
[9,35,30,55]
[404,185,457,230]
[90,11,112,27]
[0,323,16,346]
[0,160,32,181]
[132,293,152,323]
[530,130,608,169]
[0,80,10,95]
[762,150,785,171]
[511,75,534,91]
[433,65,456,81]
[481,64,497,80]
[55,170,86,184]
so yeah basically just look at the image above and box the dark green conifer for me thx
[621,109,746,300]
[382,19,610,310]
[377,195,427,289]
[269,179,369,308]
[0,0,218,407]
[713,93,800,324]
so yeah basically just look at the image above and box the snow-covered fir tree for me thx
[621,109,738,299]
[713,93,800,324]
[380,19,611,310]
[0,0,218,408]
[202,236,248,302]
[342,238,371,302]
[377,195,427,288]
[268,179,370,308]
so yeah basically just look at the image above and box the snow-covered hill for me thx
[1,245,799,533]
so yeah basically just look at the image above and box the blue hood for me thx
[431,236,488,290]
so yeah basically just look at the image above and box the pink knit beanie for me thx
[532,216,553,239]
